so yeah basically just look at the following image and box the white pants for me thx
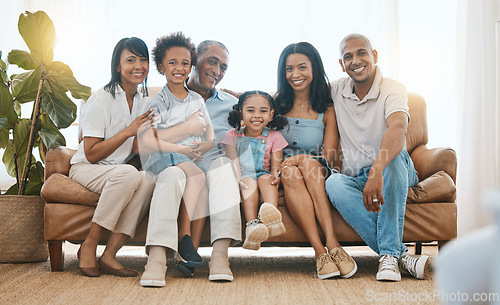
[69,163,155,237]
[145,157,241,251]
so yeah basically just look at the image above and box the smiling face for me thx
[158,46,192,85]
[195,45,229,91]
[339,37,378,85]
[241,95,274,136]
[117,48,149,88]
[285,53,313,94]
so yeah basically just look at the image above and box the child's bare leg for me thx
[257,174,285,237]
[241,177,268,250]
[174,162,204,269]
[191,183,208,249]
[178,200,191,239]
[257,174,279,206]
[240,177,259,221]
[176,162,206,221]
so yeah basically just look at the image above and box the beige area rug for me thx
[0,244,441,305]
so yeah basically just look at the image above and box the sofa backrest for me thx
[406,92,428,154]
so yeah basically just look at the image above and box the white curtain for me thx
[457,0,500,235]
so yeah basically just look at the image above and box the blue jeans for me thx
[325,149,418,258]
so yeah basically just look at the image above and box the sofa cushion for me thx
[41,173,99,206]
[407,171,456,203]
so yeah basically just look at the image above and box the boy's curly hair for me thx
[227,90,288,131]
[152,32,197,74]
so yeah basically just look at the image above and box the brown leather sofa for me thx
[41,92,457,272]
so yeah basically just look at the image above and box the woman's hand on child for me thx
[186,112,207,137]
[125,109,155,137]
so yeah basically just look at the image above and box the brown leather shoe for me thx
[77,247,100,277]
[98,258,138,277]
[79,266,101,277]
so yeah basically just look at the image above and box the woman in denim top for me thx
[274,42,357,280]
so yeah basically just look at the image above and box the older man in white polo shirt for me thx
[325,33,428,282]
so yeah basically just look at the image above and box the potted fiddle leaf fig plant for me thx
[0,10,90,262]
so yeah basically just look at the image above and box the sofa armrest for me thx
[45,146,77,180]
[410,145,457,183]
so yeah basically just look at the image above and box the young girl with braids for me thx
[222,91,288,250]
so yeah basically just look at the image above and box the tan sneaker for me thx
[258,202,286,237]
[329,247,357,279]
[140,261,167,287]
[316,253,340,279]
[242,219,269,250]
[208,253,233,282]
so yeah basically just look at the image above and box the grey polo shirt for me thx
[331,66,409,176]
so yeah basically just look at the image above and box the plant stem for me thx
[18,75,44,195]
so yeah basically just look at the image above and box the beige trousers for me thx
[69,163,155,237]
[145,157,241,251]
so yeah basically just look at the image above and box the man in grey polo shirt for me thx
[325,34,428,282]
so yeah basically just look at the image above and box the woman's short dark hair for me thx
[104,37,149,98]
[152,32,197,74]
[227,90,288,131]
[274,42,332,115]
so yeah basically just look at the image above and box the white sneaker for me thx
[208,253,233,282]
[242,219,269,250]
[376,255,401,281]
[400,253,429,279]
[140,262,167,287]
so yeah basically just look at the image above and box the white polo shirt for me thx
[70,86,149,165]
[331,66,409,176]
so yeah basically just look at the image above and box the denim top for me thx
[280,113,325,158]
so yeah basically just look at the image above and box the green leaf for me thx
[38,127,65,149]
[7,49,37,70]
[12,118,34,158]
[0,128,9,149]
[14,100,21,116]
[0,82,17,124]
[0,56,6,70]
[4,183,18,195]
[11,67,41,103]
[18,11,55,66]
[46,61,91,101]
[4,119,39,183]
[0,70,8,83]
[3,162,42,195]
[2,140,17,177]
[23,161,44,195]
[40,91,76,128]
[0,117,7,129]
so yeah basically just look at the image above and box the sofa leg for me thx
[415,242,422,255]
[48,240,64,271]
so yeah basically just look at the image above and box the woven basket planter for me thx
[0,195,48,263]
